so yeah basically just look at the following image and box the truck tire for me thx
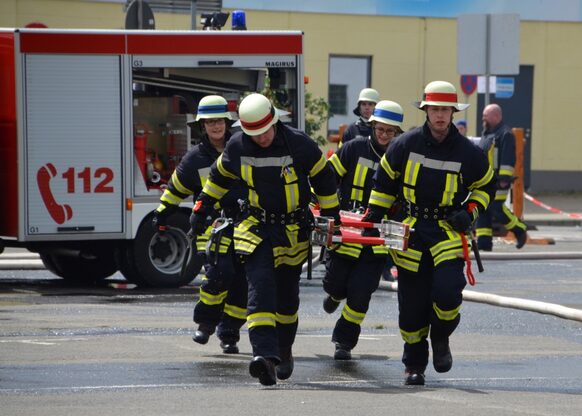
[39,247,118,284]
[117,210,203,287]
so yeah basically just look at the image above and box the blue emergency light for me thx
[232,10,247,30]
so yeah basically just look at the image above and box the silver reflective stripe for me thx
[409,152,461,172]
[241,156,293,167]
[198,167,211,178]
[357,156,378,170]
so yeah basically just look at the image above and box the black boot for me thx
[404,367,426,386]
[323,295,340,314]
[276,346,294,380]
[334,343,352,360]
[249,356,277,386]
[512,226,527,249]
[219,341,239,354]
[432,338,453,373]
[192,324,213,345]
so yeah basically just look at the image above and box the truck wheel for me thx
[39,248,118,284]
[118,210,203,287]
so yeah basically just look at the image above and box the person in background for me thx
[475,103,528,251]
[363,81,495,386]
[189,93,340,386]
[153,95,247,354]
[325,100,404,360]
[341,88,380,145]
[455,119,467,136]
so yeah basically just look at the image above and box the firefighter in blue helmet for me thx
[363,81,496,386]
[153,95,247,354]
[341,88,380,145]
[325,100,404,360]
[190,93,340,386]
[475,103,528,251]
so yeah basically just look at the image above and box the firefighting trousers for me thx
[245,239,302,362]
[193,247,248,343]
[323,247,386,349]
[398,252,466,369]
[475,199,527,250]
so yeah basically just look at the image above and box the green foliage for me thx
[305,91,331,145]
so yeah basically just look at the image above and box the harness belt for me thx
[406,202,453,220]
[248,206,306,225]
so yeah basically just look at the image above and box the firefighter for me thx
[363,81,496,385]
[325,100,404,360]
[475,103,528,251]
[152,95,247,354]
[190,93,340,386]
[341,88,380,145]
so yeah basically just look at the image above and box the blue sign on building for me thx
[495,77,515,98]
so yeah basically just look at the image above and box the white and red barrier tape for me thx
[523,192,582,219]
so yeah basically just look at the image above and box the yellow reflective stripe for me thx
[400,325,429,344]
[372,245,389,255]
[353,163,368,188]
[199,288,228,306]
[316,192,339,209]
[217,154,238,180]
[433,302,461,321]
[273,241,309,267]
[470,189,491,208]
[333,243,363,258]
[475,227,493,237]
[328,153,347,177]
[169,171,190,195]
[285,183,300,213]
[350,188,364,202]
[433,249,463,266]
[248,189,260,207]
[369,190,395,208]
[430,237,463,257]
[341,303,366,325]
[380,155,398,180]
[502,205,521,229]
[392,247,422,272]
[276,312,298,325]
[487,145,495,167]
[203,179,228,200]
[241,164,254,187]
[440,173,458,206]
[247,312,277,328]
[309,154,327,177]
[224,303,247,320]
[499,165,514,176]
[282,166,298,183]
[160,189,183,206]
[469,165,494,190]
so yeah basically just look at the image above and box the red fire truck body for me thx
[0,28,304,286]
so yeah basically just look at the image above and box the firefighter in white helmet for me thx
[153,95,247,354]
[190,93,340,386]
[325,100,404,360]
[341,87,380,145]
[363,81,496,385]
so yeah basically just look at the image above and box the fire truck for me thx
[0,28,305,287]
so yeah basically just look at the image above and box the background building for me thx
[2,0,582,192]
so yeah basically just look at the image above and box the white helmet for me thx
[195,95,232,121]
[238,93,279,136]
[413,81,469,112]
[369,100,404,129]
[353,88,380,116]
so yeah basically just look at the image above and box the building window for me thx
[329,84,348,116]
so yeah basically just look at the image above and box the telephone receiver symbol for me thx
[37,163,73,225]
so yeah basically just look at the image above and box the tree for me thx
[304,91,332,145]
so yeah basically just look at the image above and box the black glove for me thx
[152,205,177,232]
[447,209,472,233]
[361,208,383,224]
[361,227,380,237]
[190,200,214,236]
[320,208,341,227]
[497,174,513,190]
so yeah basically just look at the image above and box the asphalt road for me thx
[0,225,581,415]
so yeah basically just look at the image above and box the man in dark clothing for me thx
[190,93,340,386]
[475,103,528,251]
[364,81,496,386]
[341,88,380,145]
